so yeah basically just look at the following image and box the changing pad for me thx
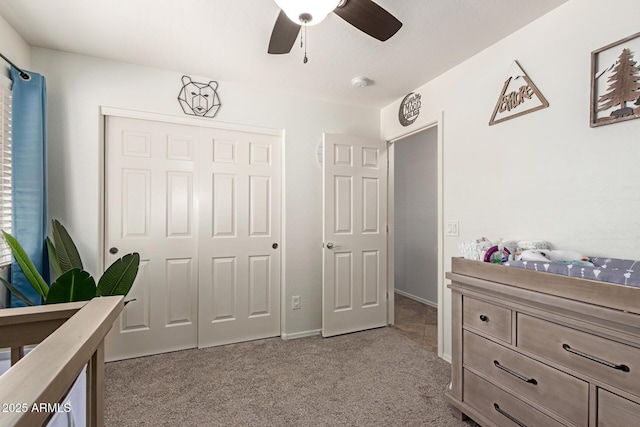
[504,257,640,288]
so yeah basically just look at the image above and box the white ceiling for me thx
[0,0,568,108]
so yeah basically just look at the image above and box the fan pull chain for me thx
[303,22,308,64]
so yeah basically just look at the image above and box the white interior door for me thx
[197,127,281,347]
[105,115,282,360]
[322,133,388,337]
[104,116,199,361]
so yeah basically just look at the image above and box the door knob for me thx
[326,242,335,249]
[109,247,119,255]
[272,243,278,249]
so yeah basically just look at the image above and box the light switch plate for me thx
[446,221,459,237]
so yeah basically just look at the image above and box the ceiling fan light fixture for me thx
[274,0,340,26]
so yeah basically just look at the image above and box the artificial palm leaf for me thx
[97,253,140,296]
[46,236,63,277]
[45,268,96,304]
[1,230,49,298]
[0,277,36,306]
[51,219,83,273]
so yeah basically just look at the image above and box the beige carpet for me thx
[105,327,478,426]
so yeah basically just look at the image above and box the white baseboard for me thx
[281,329,322,340]
[394,289,438,308]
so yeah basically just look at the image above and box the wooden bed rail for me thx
[0,296,124,427]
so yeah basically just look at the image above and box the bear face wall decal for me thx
[178,75,222,118]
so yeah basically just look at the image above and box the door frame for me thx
[98,106,286,339]
[386,111,444,359]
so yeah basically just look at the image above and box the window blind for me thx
[0,78,12,266]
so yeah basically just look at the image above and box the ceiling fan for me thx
[268,0,403,55]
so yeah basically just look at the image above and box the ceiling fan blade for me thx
[334,0,402,42]
[268,10,301,54]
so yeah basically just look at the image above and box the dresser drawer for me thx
[598,389,640,426]
[463,296,511,343]
[464,369,565,427]
[463,330,588,426]
[518,314,640,396]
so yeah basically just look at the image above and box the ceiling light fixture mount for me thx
[299,13,312,24]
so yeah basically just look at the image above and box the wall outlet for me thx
[292,295,301,310]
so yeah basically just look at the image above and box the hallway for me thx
[392,293,438,353]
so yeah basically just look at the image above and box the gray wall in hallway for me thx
[394,127,438,305]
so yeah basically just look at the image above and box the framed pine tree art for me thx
[590,32,640,127]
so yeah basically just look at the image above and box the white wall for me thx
[394,128,438,305]
[381,0,640,360]
[0,14,30,79]
[31,48,380,336]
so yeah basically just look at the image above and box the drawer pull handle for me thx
[493,403,527,427]
[479,314,488,322]
[562,344,630,372]
[494,360,538,385]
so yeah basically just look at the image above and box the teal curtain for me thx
[9,67,48,307]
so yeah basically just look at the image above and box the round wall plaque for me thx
[398,92,422,126]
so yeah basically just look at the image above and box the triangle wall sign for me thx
[489,60,549,126]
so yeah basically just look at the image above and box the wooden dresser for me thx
[445,258,640,427]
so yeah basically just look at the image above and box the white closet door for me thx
[197,127,281,348]
[104,115,282,359]
[322,133,388,337]
[104,116,199,361]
